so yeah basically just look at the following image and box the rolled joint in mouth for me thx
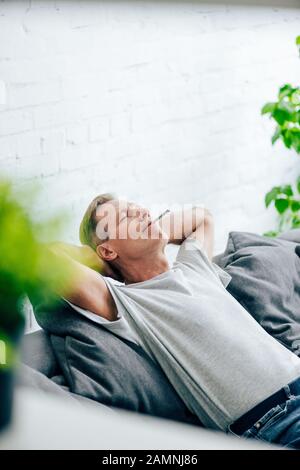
[142,219,153,232]
[143,209,170,232]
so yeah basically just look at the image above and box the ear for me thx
[96,242,118,262]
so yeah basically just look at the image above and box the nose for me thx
[138,209,152,231]
[143,209,151,222]
[137,208,150,220]
[130,205,151,224]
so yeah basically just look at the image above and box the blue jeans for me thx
[228,386,300,449]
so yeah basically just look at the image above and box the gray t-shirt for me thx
[66,237,300,431]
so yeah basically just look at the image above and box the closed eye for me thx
[121,212,136,222]
[118,208,131,224]
[118,204,144,225]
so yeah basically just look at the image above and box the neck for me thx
[118,251,170,285]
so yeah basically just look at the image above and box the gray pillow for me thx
[28,293,201,426]
[219,231,300,356]
[21,329,59,378]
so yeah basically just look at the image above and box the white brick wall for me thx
[0,0,300,258]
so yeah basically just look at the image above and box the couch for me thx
[19,229,300,429]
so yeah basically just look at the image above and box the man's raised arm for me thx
[46,243,118,321]
[159,206,214,260]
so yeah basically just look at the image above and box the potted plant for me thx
[261,36,300,236]
[0,179,68,431]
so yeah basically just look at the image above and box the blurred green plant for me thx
[0,178,71,350]
[261,36,300,236]
[0,177,75,431]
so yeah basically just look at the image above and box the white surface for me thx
[0,388,273,450]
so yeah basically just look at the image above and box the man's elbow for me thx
[193,206,213,227]
[203,208,214,225]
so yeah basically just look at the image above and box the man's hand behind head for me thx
[50,242,124,282]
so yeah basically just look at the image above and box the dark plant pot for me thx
[0,368,14,432]
[0,316,25,433]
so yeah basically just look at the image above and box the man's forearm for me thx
[45,244,89,298]
[46,244,118,320]
[49,242,105,273]
[49,242,123,281]
[159,206,212,245]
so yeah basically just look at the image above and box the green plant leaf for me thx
[291,200,300,212]
[275,198,289,214]
[278,84,293,100]
[292,215,300,228]
[287,128,300,153]
[281,129,293,148]
[281,184,293,197]
[273,108,291,126]
[291,90,300,105]
[265,187,280,208]
[296,36,300,46]
[277,100,295,113]
[271,127,281,145]
[261,102,276,115]
[297,176,300,194]
[280,184,294,197]
[263,230,279,237]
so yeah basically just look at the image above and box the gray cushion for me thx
[27,293,201,426]
[21,329,59,377]
[212,252,224,266]
[219,231,300,356]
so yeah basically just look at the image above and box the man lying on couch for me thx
[49,194,300,449]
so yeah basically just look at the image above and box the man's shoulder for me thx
[175,237,207,264]
[174,238,232,288]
